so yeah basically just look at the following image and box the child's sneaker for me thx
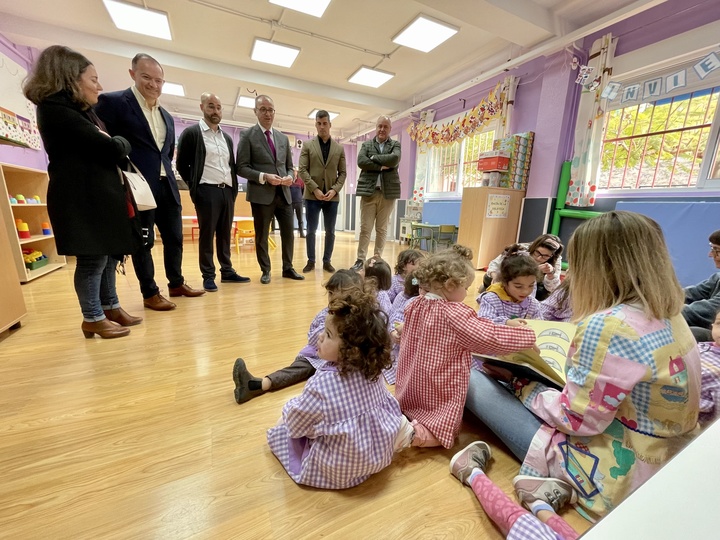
[449,441,491,484]
[393,415,415,452]
[513,475,578,512]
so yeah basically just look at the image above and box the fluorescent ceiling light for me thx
[308,109,339,120]
[162,82,185,97]
[348,66,394,88]
[237,96,256,108]
[392,15,458,53]
[251,38,300,68]
[103,0,172,40]
[269,0,331,18]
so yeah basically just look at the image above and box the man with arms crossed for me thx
[96,53,204,310]
[299,110,347,273]
[176,93,250,292]
[351,116,401,271]
[236,95,304,284]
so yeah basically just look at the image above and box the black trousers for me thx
[292,201,304,231]
[251,189,294,272]
[195,183,235,280]
[132,178,184,298]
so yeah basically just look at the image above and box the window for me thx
[598,87,720,189]
[423,128,495,197]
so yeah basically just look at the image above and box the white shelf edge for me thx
[22,261,66,283]
[19,234,55,245]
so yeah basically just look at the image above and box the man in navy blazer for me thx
[236,95,304,284]
[96,53,203,310]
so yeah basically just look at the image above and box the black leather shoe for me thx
[351,259,364,271]
[221,272,251,283]
[323,262,335,273]
[302,261,315,273]
[260,271,271,284]
[282,268,305,280]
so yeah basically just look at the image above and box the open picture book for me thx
[473,319,577,389]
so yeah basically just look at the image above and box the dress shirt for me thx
[257,122,276,184]
[130,85,168,177]
[199,119,232,186]
[319,136,331,164]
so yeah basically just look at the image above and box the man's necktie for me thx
[265,130,276,160]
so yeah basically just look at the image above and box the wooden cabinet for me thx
[0,206,26,332]
[0,162,66,282]
[456,186,525,270]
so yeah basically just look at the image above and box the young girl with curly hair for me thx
[388,249,424,302]
[395,251,536,448]
[267,289,408,489]
[232,269,362,403]
[477,246,543,325]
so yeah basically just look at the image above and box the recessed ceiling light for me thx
[237,96,256,108]
[307,109,339,120]
[162,82,185,97]
[251,38,301,68]
[392,15,458,53]
[348,66,395,88]
[103,0,172,40]
[269,0,331,18]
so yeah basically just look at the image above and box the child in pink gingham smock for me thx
[267,290,407,489]
[388,249,423,303]
[395,251,536,448]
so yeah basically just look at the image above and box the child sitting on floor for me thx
[539,276,572,322]
[395,251,536,448]
[696,308,720,426]
[388,249,424,302]
[386,270,423,385]
[364,256,393,316]
[232,269,362,403]
[267,289,411,489]
[450,441,578,540]
[477,247,543,325]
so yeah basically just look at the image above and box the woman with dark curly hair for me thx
[267,289,411,489]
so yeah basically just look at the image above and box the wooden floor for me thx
[0,231,591,539]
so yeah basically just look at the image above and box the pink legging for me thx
[410,420,442,447]
[470,473,578,540]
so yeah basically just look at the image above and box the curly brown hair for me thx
[403,269,421,297]
[415,252,475,292]
[394,249,424,275]
[436,244,474,261]
[323,269,363,295]
[327,290,391,381]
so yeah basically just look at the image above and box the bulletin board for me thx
[0,50,40,149]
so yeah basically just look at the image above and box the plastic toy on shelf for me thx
[22,248,48,270]
[41,222,52,235]
[15,194,26,204]
[16,221,31,239]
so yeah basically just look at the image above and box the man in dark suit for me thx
[351,115,402,271]
[236,95,304,284]
[176,92,250,292]
[96,53,204,310]
[298,110,347,273]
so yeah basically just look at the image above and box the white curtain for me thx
[566,34,616,207]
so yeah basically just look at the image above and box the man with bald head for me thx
[176,93,249,292]
[352,115,402,270]
[97,53,204,311]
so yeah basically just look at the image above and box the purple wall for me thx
[0,35,47,170]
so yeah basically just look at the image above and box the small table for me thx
[410,222,440,252]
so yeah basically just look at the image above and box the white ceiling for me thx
[0,0,665,140]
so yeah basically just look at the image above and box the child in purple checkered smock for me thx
[386,270,423,384]
[267,290,409,489]
[388,249,424,303]
[539,278,572,322]
[696,309,720,426]
[364,256,393,316]
[232,270,362,404]
[477,247,543,325]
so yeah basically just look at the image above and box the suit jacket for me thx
[236,124,293,205]
[176,123,238,204]
[95,88,180,206]
[356,137,401,199]
[298,136,346,202]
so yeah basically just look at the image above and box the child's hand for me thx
[393,322,404,336]
[539,262,554,274]
[390,329,400,344]
[506,318,527,327]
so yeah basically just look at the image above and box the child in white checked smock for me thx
[697,308,720,426]
[388,249,424,303]
[267,289,408,489]
[395,251,536,448]
[477,247,543,325]
[232,270,362,404]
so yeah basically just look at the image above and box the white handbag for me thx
[122,161,156,211]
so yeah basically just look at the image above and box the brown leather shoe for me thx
[81,319,131,339]
[143,294,177,311]
[104,307,143,326]
[168,283,205,297]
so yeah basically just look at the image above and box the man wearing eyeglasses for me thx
[97,53,204,312]
[683,229,720,341]
[236,95,303,284]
